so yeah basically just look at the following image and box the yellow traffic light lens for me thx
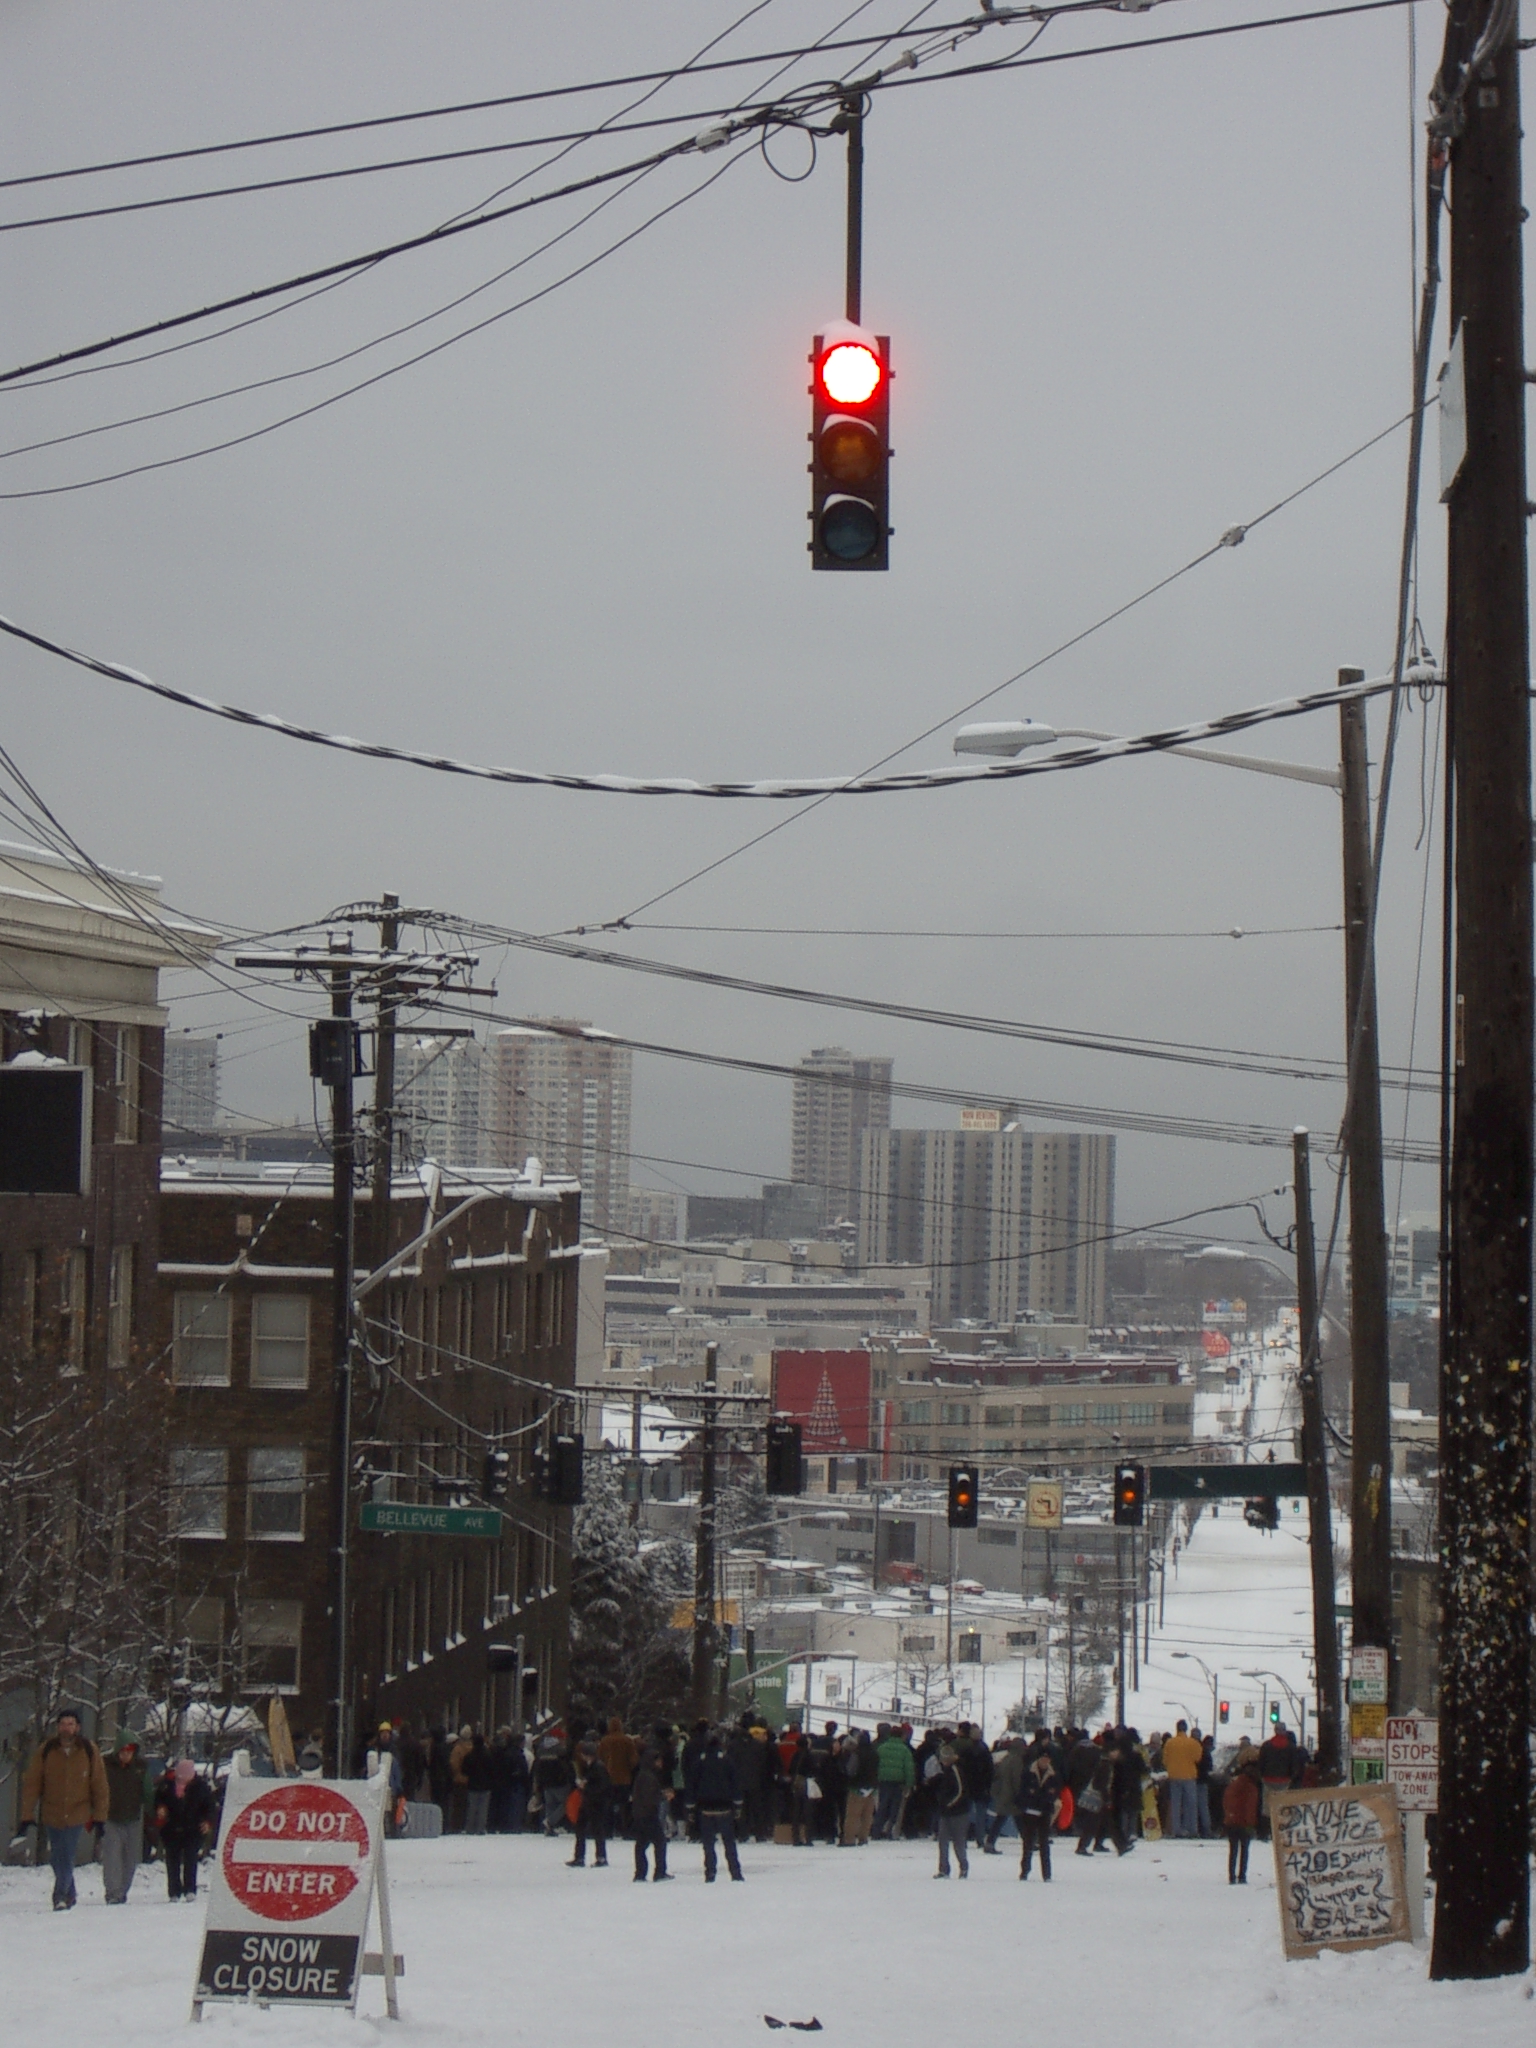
[819,414,881,486]
[820,342,882,406]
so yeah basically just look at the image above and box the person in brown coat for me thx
[597,1717,639,1836]
[20,1708,109,1911]
[1222,1760,1262,1884]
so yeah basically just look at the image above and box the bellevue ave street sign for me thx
[359,1502,502,1538]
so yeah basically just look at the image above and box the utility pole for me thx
[1337,668,1394,1682]
[325,939,357,1780]
[369,893,401,1273]
[1293,1130,1342,1782]
[629,1386,644,1529]
[1115,1540,1126,1726]
[691,1342,720,1723]
[1432,0,1533,1983]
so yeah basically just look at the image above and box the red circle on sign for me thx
[222,1783,370,1923]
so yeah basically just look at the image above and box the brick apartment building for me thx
[159,1159,581,1753]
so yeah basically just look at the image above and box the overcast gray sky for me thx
[1,0,1470,1241]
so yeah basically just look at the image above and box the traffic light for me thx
[947,1465,979,1529]
[766,1418,804,1496]
[1269,1701,1281,1725]
[1112,1462,1146,1527]
[1219,1700,1231,1725]
[809,321,890,571]
[549,1434,584,1506]
[308,1018,354,1089]
[1244,1496,1281,1533]
[482,1447,510,1501]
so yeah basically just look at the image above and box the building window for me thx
[113,1025,140,1144]
[977,1526,1017,1547]
[106,1247,134,1369]
[382,1587,398,1682]
[248,1448,305,1540]
[1127,1402,1157,1426]
[174,1292,231,1385]
[251,1294,309,1387]
[1019,1405,1050,1427]
[447,1557,465,1643]
[21,1250,40,1357]
[172,1447,227,1537]
[1163,1403,1191,1428]
[898,1402,931,1426]
[982,1405,1014,1426]
[1056,1403,1087,1428]
[60,1249,88,1374]
[1095,1403,1121,1426]
[241,1600,302,1693]
[939,1402,971,1427]
[418,1572,434,1663]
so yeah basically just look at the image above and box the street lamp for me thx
[1242,1667,1307,1747]
[952,719,1342,788]
[1171,1651,1219,1732]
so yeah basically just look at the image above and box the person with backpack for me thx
[152,1759,218,1901]
[19,1708,109,1911]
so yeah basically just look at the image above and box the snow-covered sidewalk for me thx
[2,1827,1530,2048]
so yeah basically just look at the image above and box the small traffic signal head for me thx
[1112,1462,1146,1527]
[1219,1700,1230,1725]
[947,1464,979,1529]
[810,320,890,572]
[1269,1701,1281,1725]
[482,1448,511,1502]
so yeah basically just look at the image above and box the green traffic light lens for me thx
[820,495,880,562]
[820,415,881,486]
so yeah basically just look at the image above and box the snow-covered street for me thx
[2,1822,1531,2048]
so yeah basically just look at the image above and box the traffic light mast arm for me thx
[840,95,863,325]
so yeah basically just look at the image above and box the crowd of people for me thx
[371,1706,1317,1887]
[14,1701,1313,1908]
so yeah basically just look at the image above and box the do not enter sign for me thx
[222,1783,371,1922]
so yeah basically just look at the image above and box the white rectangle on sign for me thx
[1348,1646,1387,1704]
[1385,1716,1439,1812]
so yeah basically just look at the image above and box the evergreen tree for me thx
[566,1459,688,1730]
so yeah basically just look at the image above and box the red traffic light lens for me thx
[820,341,882,406]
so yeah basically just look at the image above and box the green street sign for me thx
[1145,1462,1308,1502]
[359,1501,502,1538]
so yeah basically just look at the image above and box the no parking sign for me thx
[193,1757,396,2020]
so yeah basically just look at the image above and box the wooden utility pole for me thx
[691,1342,720,1723]
[369,893,401,1273]
[1431,0,1533,1983]
[1337,669,1394,1682]
[325,940,357,1781]
[1292,1130,1342,1781]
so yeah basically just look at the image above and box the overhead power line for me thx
[0,606,1430,804]
[0,0,1422,390]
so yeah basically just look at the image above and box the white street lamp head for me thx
[953,719,1058,758]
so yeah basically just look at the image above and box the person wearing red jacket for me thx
[1222,1762,1262,1884]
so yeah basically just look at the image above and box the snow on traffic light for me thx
[947,1464,979,1529]
[1112,1462,1146,1527]
[809,320,890,570]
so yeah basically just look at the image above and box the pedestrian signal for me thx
[1112,1462,1146,1528]
[809,321,890,570]
[766,1418,804,1496]
[947,1464,979,1529]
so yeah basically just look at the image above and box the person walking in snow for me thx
[685,1728,744,1881]
[932,1743,971,1879]
[1015,1734,1061,1882]
[153,1760,217,1901]
[1222,1754,1262,1883]
[101,1733,154,1904]
[567,1741,612,1867]
[19,1707,108,1912]
[1161,1719,1203,1838]
[631,1742,673,1882]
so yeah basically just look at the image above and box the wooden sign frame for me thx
[1269,1783,1411,1959]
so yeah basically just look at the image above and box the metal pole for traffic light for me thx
[326,945,356,1781]
[842,96,863,326]
[691,1342,719,1724]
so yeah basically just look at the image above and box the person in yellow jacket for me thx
[20,1708,109,1910]
[1160,1720,1204,1839]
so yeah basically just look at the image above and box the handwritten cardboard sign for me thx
[1270,1783,1410,1958]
